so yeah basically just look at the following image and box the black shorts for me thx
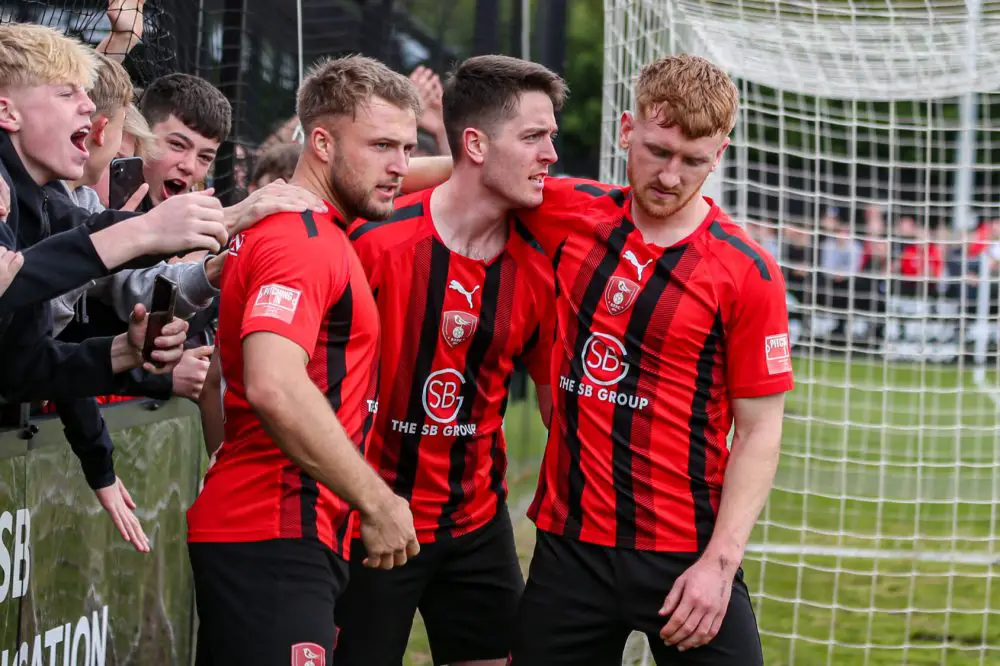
[334,505,523,666]
[511,530,763,666]
[189,539,349,666]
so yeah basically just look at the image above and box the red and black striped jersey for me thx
[348,187,555,543]
[519,177,794,553]
[187,209,380,559]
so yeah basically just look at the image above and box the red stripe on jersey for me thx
[350,189,554,543]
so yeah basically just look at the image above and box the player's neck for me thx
[291,159,347,221]
[430,175,509,261]
[630,191,711,247]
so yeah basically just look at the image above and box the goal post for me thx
[602,2,1000,665]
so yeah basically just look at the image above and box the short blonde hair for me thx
[296,55,421,131]
[90,53,133,118]
[0,22,96,90]
[635,54,739,139]
[123,104,159,160]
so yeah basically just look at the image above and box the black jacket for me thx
[0,133,131,489]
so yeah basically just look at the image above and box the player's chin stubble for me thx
[329,159,393,221]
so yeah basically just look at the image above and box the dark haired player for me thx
[333,54,564,666]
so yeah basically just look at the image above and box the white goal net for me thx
[602,2,1000,665]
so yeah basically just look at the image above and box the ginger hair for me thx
[635,54,739,138]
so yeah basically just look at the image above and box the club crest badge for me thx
[603,276,640,316]
[291,643,325,666]
[442,311,479,347]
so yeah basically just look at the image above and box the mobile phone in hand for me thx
[142,275,178,367]
[108,156,146,210]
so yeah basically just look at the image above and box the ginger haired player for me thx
[507,54,793,665]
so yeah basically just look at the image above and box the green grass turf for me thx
[402,356,1000,665]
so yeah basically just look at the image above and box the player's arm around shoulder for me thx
[513,176,620,254]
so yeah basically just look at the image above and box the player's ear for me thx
[712,136,730,171]
[310,126,335,164]
[463,127,487,166]
[619,111,634,150]
[0,95,21,133]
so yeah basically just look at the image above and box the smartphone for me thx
[142,275,178,366]
[108,156,145,210]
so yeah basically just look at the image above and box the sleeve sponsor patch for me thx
[765,333,792,375]
[250,283,302,324]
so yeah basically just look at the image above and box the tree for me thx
[558,0,603,177]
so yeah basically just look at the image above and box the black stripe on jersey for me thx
[300,210,318,238]
[319,283,354,543]
[551,239,567,298]
[612,246,686,549]
[394,240,451,501]
[689,310,723,552]
[437,257,505,535]
[348,201,424,241]
[520,322,541,360]
[325,283,353,410]
[573,183,627,208]
[513,218,545,255]
[708,221,771,281]
[492,369,515,513]
[561,216,634,538]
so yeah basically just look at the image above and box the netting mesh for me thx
[2,0,186,87]
[604,1,1000,665]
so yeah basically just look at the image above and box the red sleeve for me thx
[515,177,610,256]
[523,290,557,387]
[725,258,795,399]
[240,231,347,358]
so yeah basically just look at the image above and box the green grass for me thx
[751,353,1000,666]
[402,356,1000,666]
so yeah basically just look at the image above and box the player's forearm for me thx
[199,352,225,457]
[248,373,393,515]
[401,156,452,194]
[702,426,782,573]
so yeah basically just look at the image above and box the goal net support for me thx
[602,2,1000,665]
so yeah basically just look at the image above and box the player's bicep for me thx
[239,235,336,357]
[726,262,795,399]
[243,331,309,400]
[732,393,786,450]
